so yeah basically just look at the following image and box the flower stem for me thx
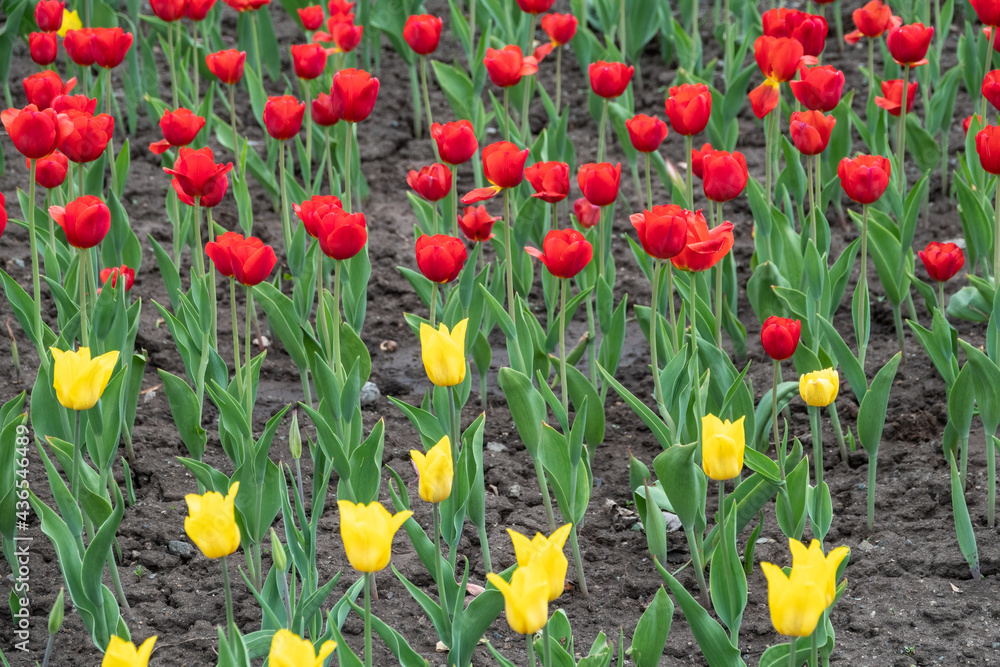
[684,526,709,607]
[302,81,313,191]
[994,177,1000,290]
[250,10,263,81]
[772,360,782,460]
[104,71,119,195]
[229,84,242,181]
[645,153,652,210]
[810,405,823,490]
[191,21,200,107]
[788,636,798,667]
[451,167,459,237]
[714,203,724,348]
[543,620,552,667]
[597,99,609,163]
[429,282,439,327]
[317,250,330,359]
[650,260,666,415]
[502,87,511,141]
[448,386,460,463]
[533,458,556,533]
[345,122,354,212]
[222,555,236,641]
[867,38,875,113]
[867,449,877,530]
[168,21,179,109]
[364,572,373,667]
[897,65,909,197]
[984,27,997,125]
[420,55,435,147]
[988,429,996,528]
[433,504,450,620]
[244,286,254,422]
[569,523,588,596]
[230,279,243,399]
[503,188,515,321]
[829,402,848,463]
[71,413,81,504]
[859,204,870,369]
[559,277,569,420]
[938,280,946,315]
[618,0,626,57]
[28,161,45,363]
[193,197,205,277]
[666,262,677,354]
[810,628,819,667]
[555,46,562,114]
[78,248,89,348]
[527,633,537,667]
[325,126,337,196]
[684,135,693,208]
[332,260,343,377]
[278,141,293,261]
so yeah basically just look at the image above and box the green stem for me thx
[251,10,263,81]
[502,87,511,142]
[168,21,179,109]
[988,430,996,528]
[27,161,45,363]
[684,527,709,607]
[684,135,693,207]
[221,555,235,639]
[718,479,726,526]
[808,152,817,245]
[527,632,537,667]
[867,38,875,114]
[666,263,678,354]
[448,387,460,463]
[302,81,313,192]
[829,402,848,463]
[892,304,905,360]
[451,166,459,237]
[534,458,557,533]
[230,279,243,400]
[810,405,823,490]
[555,46,562,114]
[503,188,515,320]
[597,206,606,279]
[690,272,702,443]
[325,126,337,197]
[994,177,1000,290]
[78,249,89,348]
[191,21,200,107]
[619,0,626,57]
[938,280,946,315]
[332,260,343,376]
[229,84,242,182]
[105,70,118,195]
[364,573,373,667]
[193,197,205,277]
[645,153,652,210]
[765,111,773,202]
[983,26,998,126]
[585,289,597,386]
[568,524,588,596]
[543,620,552,667]
[521,15,537,140]
[244,286,254,424]
[810,628,819,667]
[278,141,293,261]
[597,99,609,163]
[107,549,130,612]
[559,278,569,420]
[345,123,354,212]
[772,360,782,460]
[433,504,450,619]
[317,251,330,360]
[650,260,666,416]
[859,205,870,369]
[420,55,435,146]
[429,282,439,327]
[714,203,723,348]
[208,209,218,348]
[71,413,81,504]
[867,450,877,530]
[789,636,798,667]
[897,65,909,197]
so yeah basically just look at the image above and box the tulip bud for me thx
[270,528,288,571]
[48,588,65,635]
[799,368,839,407]
[288,409,303,460]
[760,316,802,361]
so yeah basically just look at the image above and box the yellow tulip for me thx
[338,500,413,573]
[506,523,572,602]
[410,436,453,503]
[760,561,827,638]
[701,414,746,481]
[57,9,82,37]
[799,368,839,407]
[102,635,156,667]
[789,539,850,608]
[184,483,241,559]
[268,629,336,667]
[420,319,468,387]
[486,560,550,636]
[50,347,120,411]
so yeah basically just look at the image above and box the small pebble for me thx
[359,381,380,407]
[486,441,507,453]
[508,484,521,499]
[168,540,193,558]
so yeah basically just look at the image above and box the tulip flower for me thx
[329,67,379,124]
[312,92,338,127]
[964,114,982,137]
[317,209,367,260]
[577,162,621,208]
[572,197,600,229]
[790,539,850,609]
[886,22,933,67]
[875,79,917,117]
[799,368,839,408]
[206,49,247,85]
[52,93,96,114]
[99,265,135,292]
[55,7,79,35]
[664,83,712,205]
[415,234,467,285]
[102,636,157,667]
[164,146,234,201]
[410,436,453,504]
[298,4,324,29]
[670,214,734,273]
[338,500,413,574]
[91,27,133,68]
[629,205,689,261]
[23,71,75,111]
[35,0,64,31]
[420,319,468,387]
[507,523,572,601]
[407,163,453,203]
[403,14,443,54]
[150,0,188,21]
[919,241,965,284]
[457,205,499,242]
[293,194,343,239]
[263,95,305,141]
[985,71,1000,113]
[431,120,478,166]
[789,64,845,112]
[29,31,58,66]
[762,8,828,57]
[837,154,890,204]
[626,114,668,154]
[268,630,336,667]
[56,111,113,164]
[845,0,896,43]
[315,15,363,54]
[149,107,206,155]
[50,346,119,411]
[588,60,634,99]
[223,0,270,10]
[290,43,329,80]
[525,161,570,203]
[1,105,72,160]
[526,229,593,280]
[205,232,277,286]
[538,12,577,111]
[701,149,748,203]
[462,141,529,204]
[973,0,1000,26]
[484,45,538,89]
[751,34,805,93]
[49,195,110,249]
[486,561,550,636]
[185,483,241,559]
[688,142,712,180]
[761,316,801,361]
[185,0,215,19]
[516,0,555,12]
[31,151,68,189]
[701,413,746,481]
[63,29,96,66]
[760,559,827,638]
[789,110,836,155]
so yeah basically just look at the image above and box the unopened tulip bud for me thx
[48,588,65,635]
[270,528,288,571]
[289,409,302,460]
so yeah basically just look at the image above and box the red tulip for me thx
[298,5,325,30]
[0,192,6,240]
[263,95,305,140]
[670,213,734,272]
[222,0,270,11]
[23,70,75,110]
[972,0,1000,26]
[431,120,478,166]
[837,154,891,204]
[918,241,965,283]
[690,142,714,180]
[976,125,1000,175]
[484,45,538,88]
[185,0,216,20]
[964,114,983,136]
[515,0,555,13]
[525,161,570,203]
[525,229,593,279]
[328,0,353,13]
[291,43,329,80]
[415,234,467,283]
[91,27,133,69]
[63,29,96,66]
[206,49,246,85]
[293,194,343,238]
[664,83,712,136]
[461,141,529,203]
[629,205,690,260]
[886,22,933,67]
[35,0,64,31]
[312,93,339,127]
[150,0,189,22]
[457,205,500,242]
[149,108,206,155]
[407,163,453,202]
[0,105,71,159]
[29,32,59,66]
[100,265,135,291]
[30,150,69,188]
[702,150,748,202]
[875,79,917,116]
[541,13,577,45]
[59,111,114,164]
[403,14,443,55]
[52,94,96,114]
[330,68,379,122]
[49,195,110,249]
[205,232,277,286]
[577,162,621,207]
[750,36,805,118]
[984,71,1000,113]
[789,110,837,155]
[164,146,234,201]
[845,0,897,44]
[172,171,228,207]
[316,17,363,54]
[588,61,634,99]
[572,197,600,229]
[316,208,367,260]
[984,27,1000,52]
[626,114,669,153]
[789,64,845,112]
[761,316,801,361]
[762,8,828,57]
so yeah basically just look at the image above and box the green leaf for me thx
[950,451,981,580]
[857,353,902,456]
[652,443,705,531]
[630,586,673,667]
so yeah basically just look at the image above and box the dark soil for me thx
[1,2,1000,666]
